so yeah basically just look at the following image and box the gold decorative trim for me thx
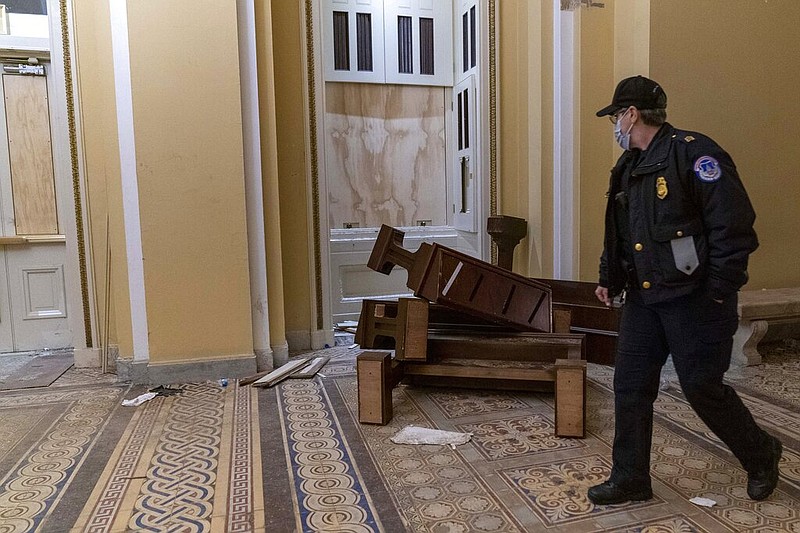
[60,0,92,347]
[489,0,498,264]
[304,0,324,331]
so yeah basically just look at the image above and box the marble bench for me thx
[732,288,800,366]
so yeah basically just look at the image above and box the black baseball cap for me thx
[596,75,667,117]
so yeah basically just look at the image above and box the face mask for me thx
[614,109,634,151]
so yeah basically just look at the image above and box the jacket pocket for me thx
[651,219,707,282]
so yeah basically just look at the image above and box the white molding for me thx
[552,1,578,279]
[109,0,149,362]
[236,0,272,365]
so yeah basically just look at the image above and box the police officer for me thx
[588,75,782,505]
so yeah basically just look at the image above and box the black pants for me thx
[611,289,773,486]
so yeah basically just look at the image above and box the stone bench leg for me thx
[732,319,768,366]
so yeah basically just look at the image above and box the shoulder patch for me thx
[684,135,695,142]
[694,155,722,182]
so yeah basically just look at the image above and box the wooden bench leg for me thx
[357,351,403,425]
[555,359,587,438]
[732,319,768,366]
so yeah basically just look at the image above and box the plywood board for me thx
[3,74,58,235]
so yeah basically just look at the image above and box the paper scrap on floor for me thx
[689,497,716,507]
[122,392,158,407]
[391,425,472,449]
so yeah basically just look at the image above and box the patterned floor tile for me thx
[1,341,798,532]
[334,379,524,532]
[74,382,262,533]
[455,414,585,461]
[0,386,126,532]
[499,454,663,527]
[611,515,711,532]
[426,389,531,419]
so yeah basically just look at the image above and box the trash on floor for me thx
[149,385,183,397]
[390,425,472,449]
[122,392,158,406]
[689,496,717,507]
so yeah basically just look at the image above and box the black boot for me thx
[587,480,653,505]
[748,437,782,501]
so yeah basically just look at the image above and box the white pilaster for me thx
[552,1,579,279]
[237,0,273,368]
[109,0,149,362]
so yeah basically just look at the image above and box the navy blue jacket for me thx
[599,123,758,304]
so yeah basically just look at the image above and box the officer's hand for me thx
[595,285,612,307]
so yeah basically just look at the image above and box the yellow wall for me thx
[578,3,616,282]
[498,0,554,277]
[271,1,313,333]
[126,0,253,362]
[650,1,800,289]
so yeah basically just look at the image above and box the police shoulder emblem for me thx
[694,155,722,182]
[656,177,668,199]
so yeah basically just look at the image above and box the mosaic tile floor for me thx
[0,341,798,532]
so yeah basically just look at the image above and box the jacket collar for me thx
[631,123,675,176]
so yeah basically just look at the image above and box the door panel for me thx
[4,242,70,350]
[0,63,70,351]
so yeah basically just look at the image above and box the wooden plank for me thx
[555,359,587,438]
[403,362,555,382]
[3,74,58,235]
[396,298,428,360]
[251,358,309,387]
[288,356,330,379]
[426,331,585,362]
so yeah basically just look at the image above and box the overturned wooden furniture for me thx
[358,225,589,437]
[357,342,587,437]
[538,278,621,365]
[368,224,553,333]
[486,214,620,365]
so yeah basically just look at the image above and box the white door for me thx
[0,63,71,352]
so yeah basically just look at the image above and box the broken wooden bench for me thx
[357,332,587,437]
[355,297,587,437]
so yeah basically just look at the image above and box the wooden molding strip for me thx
[0,234,66,245]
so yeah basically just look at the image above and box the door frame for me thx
[0,0,98,356]
[300,0,498,338]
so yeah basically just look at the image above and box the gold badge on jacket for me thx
[656,177,668,199]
